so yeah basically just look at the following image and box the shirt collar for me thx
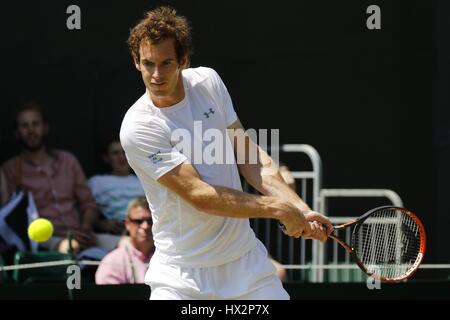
[127,242,152,262]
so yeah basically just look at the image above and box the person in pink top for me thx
[95,196,154,284]
[1,101,118,254]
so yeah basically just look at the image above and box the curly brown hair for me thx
[127,6,192,65]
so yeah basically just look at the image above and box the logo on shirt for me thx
[148,150,163,164]
[171,121,280,175]
[203,108,215,119]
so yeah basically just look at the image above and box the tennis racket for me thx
[283,205,426,282]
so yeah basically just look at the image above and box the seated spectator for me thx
[1,101,118,254]
[89,137,144,235]
[95,197,154,284]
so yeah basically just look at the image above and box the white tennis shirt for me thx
[120,67,257,267]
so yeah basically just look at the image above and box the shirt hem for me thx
[153,239,257,269]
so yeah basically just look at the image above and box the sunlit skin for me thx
[134,38,188,108]
[104,141,130,176]
[125,206,154,256]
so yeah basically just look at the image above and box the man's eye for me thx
[163,61,172,65]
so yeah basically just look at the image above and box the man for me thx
[95,197,154,284]
[1,102,115,253]
[89,137,144,234]
[120,6,332,299]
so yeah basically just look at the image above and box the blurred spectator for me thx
[0,168,8,206]
[89,137,144,235]
[95,197,154,284]
[0,101,118,254]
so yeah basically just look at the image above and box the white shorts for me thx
[145,240,290,300]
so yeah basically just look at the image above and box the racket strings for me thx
[354,208,422,280]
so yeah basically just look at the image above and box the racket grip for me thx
[279,221,334,236]
[278,221,311,231]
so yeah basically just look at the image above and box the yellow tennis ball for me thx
[28,218,54,242]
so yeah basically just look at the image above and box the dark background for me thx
[0,0,448,264]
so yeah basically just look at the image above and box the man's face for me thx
[104,141,130,175]
[125,206,153,246]
[135,38,187,99]
[16,110,48,152]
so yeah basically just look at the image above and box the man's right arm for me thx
[157,161,310,238]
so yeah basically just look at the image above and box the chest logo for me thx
[203,108,215,119]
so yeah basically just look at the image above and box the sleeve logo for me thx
[148,150,163,164]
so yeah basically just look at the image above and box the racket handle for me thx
[279,221,313,232]
[278,221,311,232]
[279,221,334,236]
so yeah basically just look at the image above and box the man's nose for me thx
[140,220,151,229]
[153,66,162,80]
[25,126,36,135]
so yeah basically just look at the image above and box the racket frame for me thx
[329,205,426,282]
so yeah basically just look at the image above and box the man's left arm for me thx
[227,119,333,238]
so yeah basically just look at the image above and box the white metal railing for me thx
[319,189,404,213]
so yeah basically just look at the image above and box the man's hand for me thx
[56,228,96,254]
[71,228,97,248]
[302,211,333,243]
[277,201,310,238]
[279,207,333,243]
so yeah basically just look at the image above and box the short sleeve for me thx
[208,69,238,127]
[87,176,100,199]
[120,116,188,181]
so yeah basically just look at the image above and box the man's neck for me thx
[21,147,49,166]
[130,240,154,258]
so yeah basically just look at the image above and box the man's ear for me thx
[124,219,131,234]
[134,57,141,71]
[179,55,189,70]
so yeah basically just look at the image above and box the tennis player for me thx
[120,6,332,300]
